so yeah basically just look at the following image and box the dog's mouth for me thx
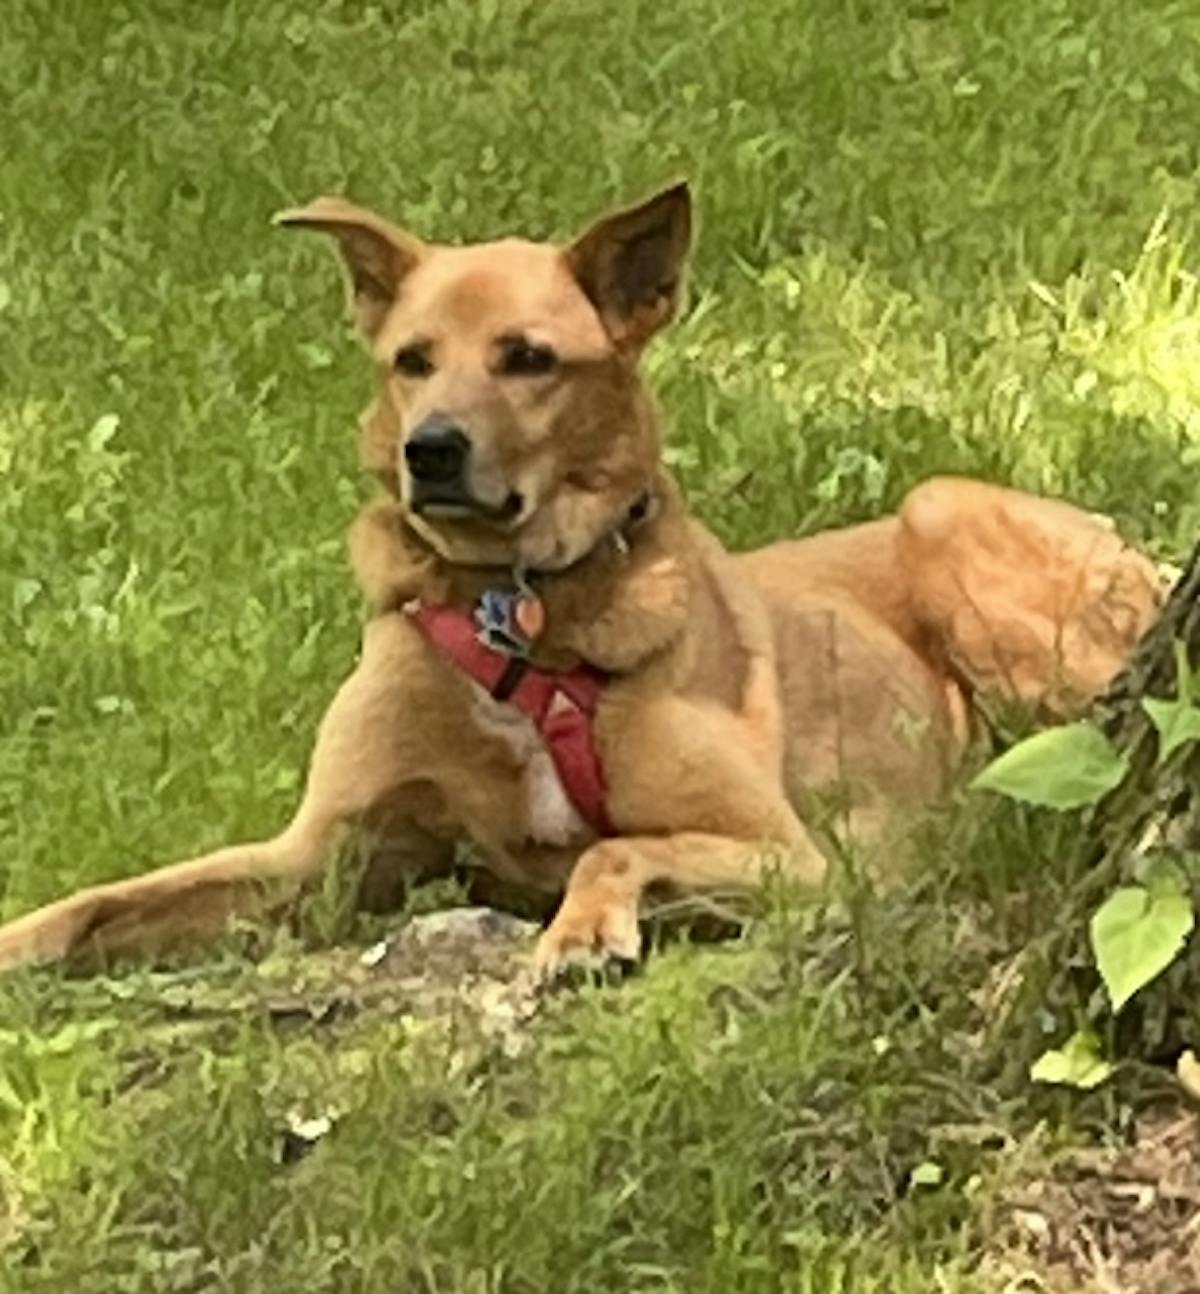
[410,485,525,527]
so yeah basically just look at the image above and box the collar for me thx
[406,601,616,838]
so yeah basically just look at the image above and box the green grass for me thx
[2,0,1200,1287]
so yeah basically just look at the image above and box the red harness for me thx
[406,602,615,838]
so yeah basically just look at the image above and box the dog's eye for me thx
[394,345,434,378]
[500,340,557,377]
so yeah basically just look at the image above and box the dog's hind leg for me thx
[0,821,339,972]
[0,616,445,972]
[898,476,1164,717]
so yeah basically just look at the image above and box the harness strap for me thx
[406,603,615,837]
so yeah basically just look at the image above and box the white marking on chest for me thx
[469,682,587,847]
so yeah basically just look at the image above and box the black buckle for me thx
[490,656,529,702]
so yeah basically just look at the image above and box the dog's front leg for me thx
[532,690,828,976]
[533,829,824,976]
[0,616,446,972]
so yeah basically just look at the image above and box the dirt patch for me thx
[990,1109,1200,1293]
[251,906,548,1059]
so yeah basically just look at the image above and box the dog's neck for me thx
[350,468,696,674]
[416,487,654,578]
[401,469,677,607]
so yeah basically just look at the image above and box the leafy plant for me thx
[972,644,1200,1088]
[1029,1029,1114,1090]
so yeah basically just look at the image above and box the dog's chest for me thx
[468,683,588,848]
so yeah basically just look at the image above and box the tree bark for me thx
[1083,541,1200,887]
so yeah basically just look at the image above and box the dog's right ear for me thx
[274,197,425,339]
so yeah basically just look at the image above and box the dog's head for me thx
[277,184,691,570]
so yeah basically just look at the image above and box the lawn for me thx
[2,0,1200,1289]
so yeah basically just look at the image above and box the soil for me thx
[990,1108,1200,1293]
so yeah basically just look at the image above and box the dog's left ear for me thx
[274,196,426,340]
[566,182,692,352]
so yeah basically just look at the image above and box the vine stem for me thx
[1080,539,1200,892]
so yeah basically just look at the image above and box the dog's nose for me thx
[404,419,471,485]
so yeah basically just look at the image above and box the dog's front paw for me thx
[533,890,642,981]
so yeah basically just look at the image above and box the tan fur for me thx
[0,186,1164,976]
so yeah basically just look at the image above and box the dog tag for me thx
[514,593,546,640]
[475,587,544,656]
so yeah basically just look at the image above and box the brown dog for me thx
[0,184,1163,976]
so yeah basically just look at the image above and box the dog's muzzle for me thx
[404,416,523,522]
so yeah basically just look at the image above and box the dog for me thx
[0,182,1164,977]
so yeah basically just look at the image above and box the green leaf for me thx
[1091,884,1194,1013]
[909,1160,944,1188]
[1143,695,1200,764]
[1142,642,1200,765]
[1030,1029,1113,1089]
[970,723,1128,809]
